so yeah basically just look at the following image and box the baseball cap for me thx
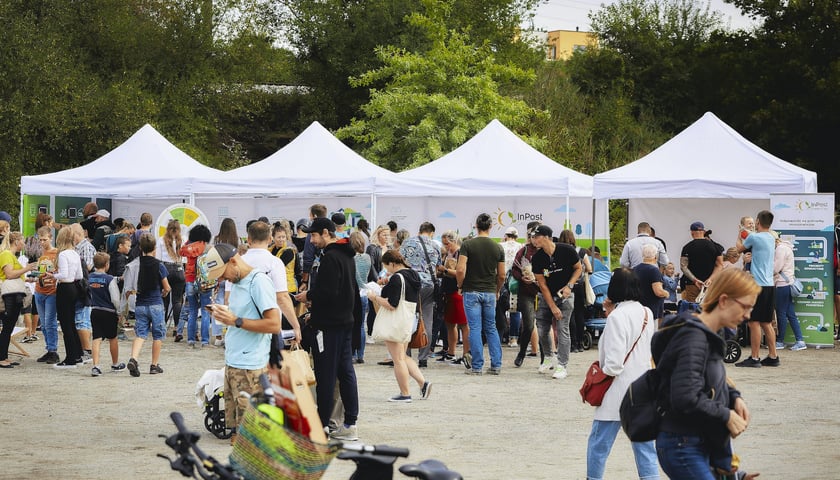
[690,221,705,231]
[303,217,336,234]
[96,209,111,219]
[331,212,346,226]
[529,225,553,238]
[198,243,236,282]
[0,211,11,223]
[296,218,310,230]
[504,226,519,237]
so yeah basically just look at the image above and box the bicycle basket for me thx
[230,400,338,480]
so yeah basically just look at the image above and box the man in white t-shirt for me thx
[226,221,301,343]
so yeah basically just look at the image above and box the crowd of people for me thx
[3,203,840,479]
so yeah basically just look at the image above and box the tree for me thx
[278,0,543,130]
[567,0,723,130]
[335,0,543,172]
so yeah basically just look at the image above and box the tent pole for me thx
[591,198,596,255]
[370,192,376,229]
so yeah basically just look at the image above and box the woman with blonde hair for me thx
[0,232,39,368]
[654,267,759,479]
[364,225,391,338]
[156,220,185,341]
[367,250,431,402]
[436,231,470,364]
[42,228,84,368]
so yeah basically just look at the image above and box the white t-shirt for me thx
[225,247,287,293]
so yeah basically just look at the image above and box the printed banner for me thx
[771,193,836,347]
[21,194,50,236]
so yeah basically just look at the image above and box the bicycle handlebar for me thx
[339,442,410,458]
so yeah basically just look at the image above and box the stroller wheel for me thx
[582,331,593,351]
[724,340,741,364]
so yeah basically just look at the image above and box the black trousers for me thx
[56,283,82,364]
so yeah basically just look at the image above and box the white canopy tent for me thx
[21,124,224,199]
[593,112,819,265]
[20,124,225,231]
[377,119,608,245]
[192,121,409,232]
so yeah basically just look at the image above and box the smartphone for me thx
[203,305,215,312]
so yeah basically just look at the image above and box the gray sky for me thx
[532,0,758,32]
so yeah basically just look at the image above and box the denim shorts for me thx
[134,303,166,340]
[74,306,92,331]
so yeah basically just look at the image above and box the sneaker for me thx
[54,361,77,369]
[735,357,762,368]
[214,338,225,347]
[21,335,35,344]
[448,357,462,366]
[150,364,164,374]
[174,334,183,343]
[354,358,365,364]
[488,367,501,376]
[421,381,432,399]
[418,359,427,368]
[188,342,196,349]
[462,352,472,370]
[509,339,518,348]
[760,356,780,367]
[775,341,786,350]
[128,358,140,377]
[538,356,557,374]
[465,369,483,376]
[38,351,59,363]
[514,352,525,368]
[330,424,359,441]
[91,366,102,377]
[790,341,807,351]
[552,365,568,379]
[111,362,127,371]
[365,335,375,345]
[436,353,454,363]
[388,394,412,403]
[81,353,93,364]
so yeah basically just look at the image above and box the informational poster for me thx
[771,193,836,347]
[21,194,50,236]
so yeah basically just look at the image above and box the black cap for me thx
[331,212,346,225]
[529,225,553,238]
[303,217,336,234]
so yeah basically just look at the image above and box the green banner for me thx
[21,194,50,236]
[771,193,836,347]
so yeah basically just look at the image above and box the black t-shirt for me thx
[381,268,421,307]
[634,263,664,318]
[531,243,580,294]
[680,239,723,286]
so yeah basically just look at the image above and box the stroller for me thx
[195,368,234,440]
[582,271,612,350]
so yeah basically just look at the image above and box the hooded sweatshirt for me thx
[308,238,358,330]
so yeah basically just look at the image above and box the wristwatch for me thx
[567,283,575,290]
[234,317,244,328]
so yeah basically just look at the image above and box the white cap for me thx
[504,227,519,237]
[95,209,110,219]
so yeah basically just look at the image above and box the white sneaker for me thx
[365,335,375,345]
[330,424,359,441]
[790,341,807,351]
[552,365,568,379]
[537,356,557,374]
[509,339,518,348]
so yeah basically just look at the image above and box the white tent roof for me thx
[593,112,818,199]
[196,121,401,196]
[386,119,591,197]
[20,124,223,197]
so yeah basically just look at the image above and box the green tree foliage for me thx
[567,0,723,130]
[0,0,294,224]
[701,0,840,195]
[278,0,543,130]
[335,0,543,172]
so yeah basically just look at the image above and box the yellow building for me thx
[546,29,597,60]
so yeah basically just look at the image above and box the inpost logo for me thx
[796,200,831,212]
[493,208,543,227]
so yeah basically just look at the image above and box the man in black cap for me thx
[294,217,361,441]
[679,221,724,303]
[200,242,281,444]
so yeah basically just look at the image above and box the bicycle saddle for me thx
[399,459,463,480]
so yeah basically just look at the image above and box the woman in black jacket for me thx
[653,268,759,479]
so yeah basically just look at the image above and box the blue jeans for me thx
[186,282,212,344]
[587,420,659,480]
[135,304,166,340]
[35,293,58,352]
[775,285,803,342]
[656,432,715,480]
[463,291,502,370]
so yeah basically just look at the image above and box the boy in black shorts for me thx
[89,252,126,376]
